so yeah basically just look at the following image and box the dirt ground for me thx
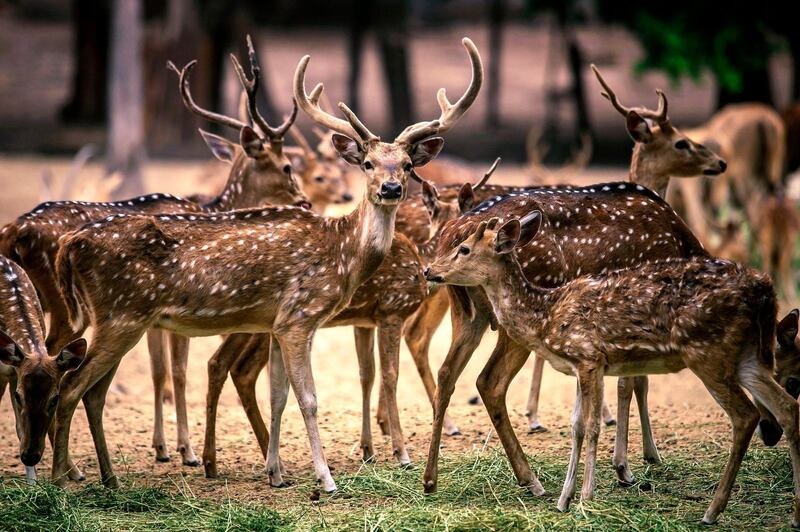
[0,156,751,508]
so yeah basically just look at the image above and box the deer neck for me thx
[481,257,553,344]
[335,196,397,297]
[629,144,670,197]
[204,156,253,211]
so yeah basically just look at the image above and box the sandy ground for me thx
[0,156,743,505]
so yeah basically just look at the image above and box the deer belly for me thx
[156,309,274,337]
[605,353,686,376]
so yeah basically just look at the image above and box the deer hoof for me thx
[528,422,548,434]
[204,463,218,479]
[183,458,201,467]
[423,479,437,494]
[556,496,572,513]
[605,418,617,427]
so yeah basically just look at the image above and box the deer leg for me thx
[476,331,542,496]
[46,423,83,481]
[168,333,198,466]
[377,316,410,467]
[423,287,491,494]
[578,367,604,502]
[557,384,584,512]
[147,329,170,462]
[779,237,798,306]
[353,326,377,462]
[82,361,122,488]
[739,362,800,527]
[43,287,78,356]
[52,326,141,487]
[612,377,635,485]
[275,330,336,492]
[202,333,250,479]
[229,334,271,461]
[525,354,546,432]
[601,400,616,426]
[634,376,660,463]
[267,336,290,487]
[403,290,458,435]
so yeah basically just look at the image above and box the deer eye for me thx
[314,175,324,183]
[458,245,470,256]
[283,164,292,174]
[674,140,690,150]
[363,161,374,171]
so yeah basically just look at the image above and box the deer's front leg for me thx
[353,326,377,462]
[633,376,660,464]
[275,329,336,492]
[558,384,584,512]
[579,367,604,502]
[267,336,290,487]
[83,362,122,488]
[377,316,410,467]
[168,333,198,466]
[525,354,546,432]
[477,331,542,495]
[147,329,170,463]
[612,377,635,485]
[424,286,491,494]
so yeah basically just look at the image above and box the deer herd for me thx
[1,35,800,526]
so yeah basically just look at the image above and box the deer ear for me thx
[458,184,476,212]
[778,310,800,350]
[495,219,522,254]
[240,126,266,159]
[421,181,440,218]
[626,111,653,144]
[199,129,236,163]
[516,211,543,249]
[55,338,87,373]
[289,154,307,174]
[410,137,444,167]
[0,330,23,367]
[331,134,364,165]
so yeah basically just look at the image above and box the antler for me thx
[230,35,298,149]
[288,126,315,158]
[395,38,483,146]
[293,56,378,144]
[473,157,501,191]
[591,64,669,126]
[168,60,248,131]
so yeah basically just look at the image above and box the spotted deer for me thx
[0,256,87,484]
[774,309,800,402]
[425,213,799,526]
[48,38,482,490]
[421,66,731,495]
[286,126,353,214]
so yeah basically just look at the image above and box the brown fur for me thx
[427,216,800,527]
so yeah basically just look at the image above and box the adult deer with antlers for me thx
[424,214,799,527]
[0,37,304,470]
[420,66,730,495]
[48,38,481,490]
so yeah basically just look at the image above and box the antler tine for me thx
[338,102,379,143]
[639,88,670,126]
[473,157,501,191]
[168,60,248,131]
[396,37,483,145]
[591,64,630,118]
[294,55,372,143]
[473,220,489,241]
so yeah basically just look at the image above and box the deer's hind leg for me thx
[229,334,271,461]
[267,335,290,487]
[525,354,547,432]
[169,333,199,466]
[377,316,410,467]
[354,326,377,462]
[739,359,800,527]
[147,329,171,462]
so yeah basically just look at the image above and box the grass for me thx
[0,442,796,531]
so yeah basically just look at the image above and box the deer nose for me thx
[380,181,403,200]
[20,450,42,467]
[424,267,444,283]
[718,159,727,172]
[342,192,353,202]
[295,200,312,210]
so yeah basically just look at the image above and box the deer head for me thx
[294,37,482,206]
[776,309,800,399]
[287,127,352,212]
[425,211,542,286]
[591,65,727,194]
[0,331,87,466]
[421,157,501,237]
[169,35,308,209]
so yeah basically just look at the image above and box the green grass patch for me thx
[0,443,796,531]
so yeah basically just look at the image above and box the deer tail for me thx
[55,237,86,333]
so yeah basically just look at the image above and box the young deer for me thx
[49,38,482,491]
[0,256,87,484]
[286,126,353,213]
[774,309,800,401]
[425,214,800,526]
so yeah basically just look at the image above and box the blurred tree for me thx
[485,0,506,128]
[107,0,146,197]
[595,2,788,108]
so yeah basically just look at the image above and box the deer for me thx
[420,66,731,496]
[775,309,800,401]
[424,213,800,527]
[0,256,87,485]
[0,37,305,470]
[45,37,482,491]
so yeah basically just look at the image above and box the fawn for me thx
[0,256,86,483]
[425,213,800,526]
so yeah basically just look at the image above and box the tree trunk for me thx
[376,0,413,130]
[566,34,589,135]
[787,31,800,102]
[61,0,110,124]
[348,0,372,116]
[107,0,146,197]
[485,0,505,128]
